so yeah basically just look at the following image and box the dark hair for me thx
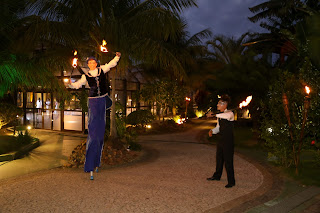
[219,94,231,104]
[86,56,98,64]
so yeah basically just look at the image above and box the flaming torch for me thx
[185,97,191,118]
[72,50,78,68]
[206,95,253,118]
[68,50,78,83]
[299,86,311,147]
[239,96,252,109]
[100,40,108,53]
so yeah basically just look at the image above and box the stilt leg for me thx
[90,171,94,180]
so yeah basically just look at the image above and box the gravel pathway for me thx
[0,120,264,213]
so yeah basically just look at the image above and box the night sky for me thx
[182,0,268,38]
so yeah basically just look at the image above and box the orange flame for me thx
[185,97,191,101]
[72,50,78,68]
[100,40,108,52]
[305,86,310,95]
[239,96,252,109]
[72,58,78,68]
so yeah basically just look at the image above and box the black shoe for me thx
[225,184,235,188]
[207,177,220,181]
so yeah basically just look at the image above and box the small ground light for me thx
[27,125,32,130]
[146,125,152,129]
[64,78,69,83]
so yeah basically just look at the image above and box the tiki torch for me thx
[185,97,191,118]
[300,86,311,142]
[282,92,294,142]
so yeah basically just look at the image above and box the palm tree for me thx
[247,0,320,66]
[205,33,273,104]
[25,0,198,141]
[248,0,316,33]
[206,33,251,65]
[0,0,60,97]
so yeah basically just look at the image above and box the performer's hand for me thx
[208,130,213,137]
[116,52,121,57]
[67,78,72,87]
[206,112,214,118]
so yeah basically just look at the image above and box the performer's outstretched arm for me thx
[100,52,121,73]
[69,74,87,89]
[216,111,234,121]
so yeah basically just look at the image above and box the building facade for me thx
[17,68,152,132]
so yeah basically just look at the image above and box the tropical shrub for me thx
[260,63,320,173]
[0,103,23,129]
[16,130,33,145]
[126,110,154,127]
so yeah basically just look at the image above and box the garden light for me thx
[176,118,185,125]
[146,125,152,129]
[63,78,69,83]
[27,125,32,130]
[195,110,204,118]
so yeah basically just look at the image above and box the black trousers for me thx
[213,145,235,185]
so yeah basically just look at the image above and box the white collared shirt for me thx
[211,109,234,134]
[70,56,120,89]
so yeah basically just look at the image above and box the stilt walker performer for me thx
[69,52,121,180]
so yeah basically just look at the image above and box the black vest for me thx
[217,118,234,148]
[84,68,108,98]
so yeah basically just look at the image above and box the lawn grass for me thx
[0,135,24,155]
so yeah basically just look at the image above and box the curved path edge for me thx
[195,128,283,213]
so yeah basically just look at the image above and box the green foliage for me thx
[0,103,23,129]
[260,72,301,167]
[126,110,154,127]
[16,130,33,145]
[0,135,19,155]
[75,90,88,112]
[260,62,319,169]
[115,102,127,139]
[139,79,186,118]
[127,141,142,151]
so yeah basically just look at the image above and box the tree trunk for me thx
[110,68,118,139]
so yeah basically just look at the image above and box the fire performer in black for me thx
[207,94,235,188]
